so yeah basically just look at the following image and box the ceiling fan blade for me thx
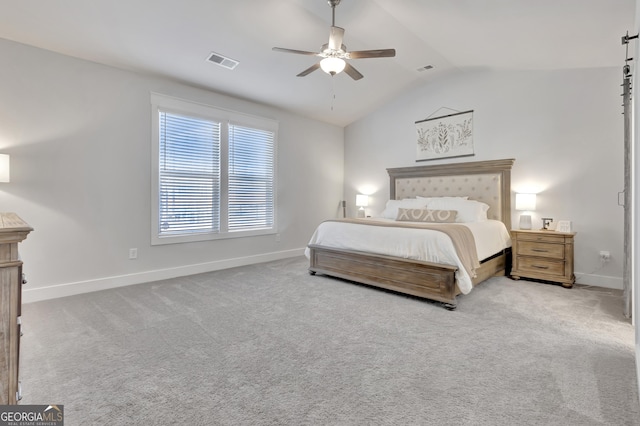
[328,26,345,51]
[343,62,364,80]
[297,63,321,77]
[347,49,396,59]
[272,47,320,56]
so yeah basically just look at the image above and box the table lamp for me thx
[356,194,368,218]
[515,193,536,230]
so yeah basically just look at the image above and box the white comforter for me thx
[304,219,511,294]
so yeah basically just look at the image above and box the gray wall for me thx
[344,67,624,289]
[633,0,639,404]
[0,39,344,301]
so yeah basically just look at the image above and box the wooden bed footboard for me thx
[308,244,510,309]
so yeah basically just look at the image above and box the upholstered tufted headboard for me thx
[387,159,515,229]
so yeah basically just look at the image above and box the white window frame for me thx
[151,93,278,245]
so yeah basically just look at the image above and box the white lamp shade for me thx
[320,57,346,75]
[0,154,10,183]
[519,214,533,230]
[355,194,369,207]
[515,193,536,211]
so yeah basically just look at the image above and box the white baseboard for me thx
[23,256,623,304]
[574,271,623,290]
[23,248,305,304]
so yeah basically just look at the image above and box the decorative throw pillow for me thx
[380,198,429,219]
[396,208,458,223]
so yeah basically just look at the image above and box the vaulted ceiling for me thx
[0,0,635,126]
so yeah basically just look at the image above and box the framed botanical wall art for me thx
[415,110,474,161]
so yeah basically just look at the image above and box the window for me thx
[151,93,277,245]
[228,124,275,231]
[158,112,221,236]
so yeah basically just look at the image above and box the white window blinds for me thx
[228,124,275,231]
[152,93,278,245]
[158,111,221,236]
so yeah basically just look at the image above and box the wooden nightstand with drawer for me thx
[510,229,576,288]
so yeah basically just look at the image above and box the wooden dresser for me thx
[0,213,33,405]
[510,229,576,288]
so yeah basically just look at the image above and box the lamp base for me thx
[519,214,532,230]
[357,208,365,218]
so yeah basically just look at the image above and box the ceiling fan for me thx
[272,0,396,80]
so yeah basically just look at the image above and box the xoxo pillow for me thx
[396,208,458,223]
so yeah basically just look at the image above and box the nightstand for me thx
[510,229,576,288]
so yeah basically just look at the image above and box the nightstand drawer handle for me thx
[531,248,548,253]
[532,265,549,269]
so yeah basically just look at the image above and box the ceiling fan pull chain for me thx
[330,76,336,111]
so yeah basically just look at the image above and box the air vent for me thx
[417,65,434,72]
[206,52,239,70]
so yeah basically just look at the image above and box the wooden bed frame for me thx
[308,158,515,309]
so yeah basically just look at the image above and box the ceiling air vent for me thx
[417,65,434,72]
[206,52,239,70]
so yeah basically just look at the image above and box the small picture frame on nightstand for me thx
[556,220,572,233]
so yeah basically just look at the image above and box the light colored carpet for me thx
[20,256,639,425]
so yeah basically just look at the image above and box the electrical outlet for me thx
[129,248,138,260]
[275,233,281,242]
[599,251,610,262]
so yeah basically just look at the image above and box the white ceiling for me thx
[0,0,635,127]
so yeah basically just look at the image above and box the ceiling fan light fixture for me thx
[320,57,346,75]
[272,0,394,80]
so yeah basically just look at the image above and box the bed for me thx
[306,158,515,309]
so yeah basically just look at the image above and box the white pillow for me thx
[416,195,468,201]
[380,198,429,219]
[425,198,489,223]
